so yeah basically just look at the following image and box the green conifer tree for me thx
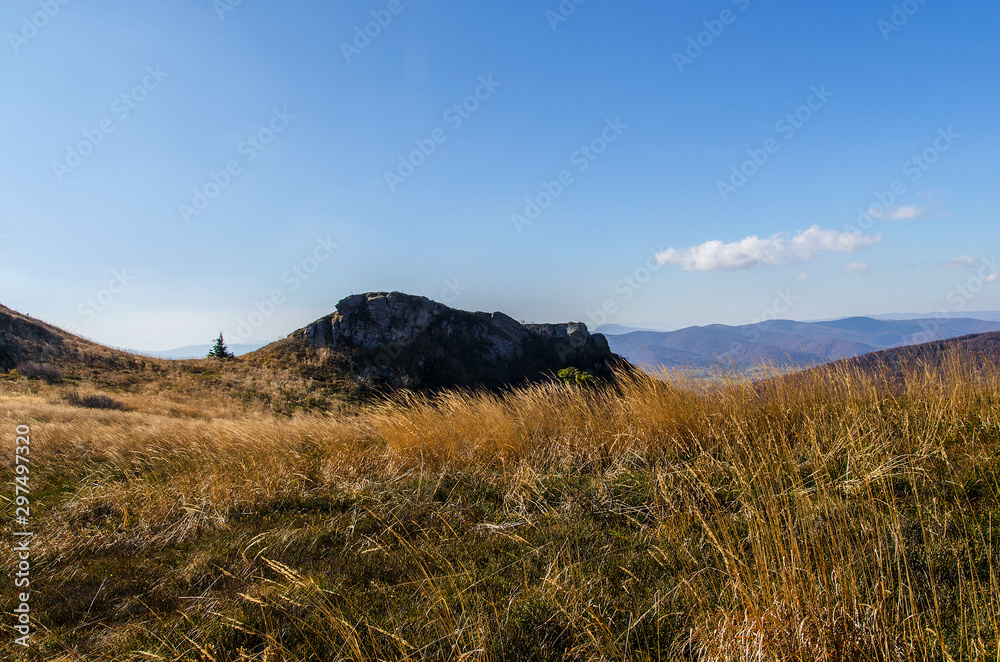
[206,333,235,359]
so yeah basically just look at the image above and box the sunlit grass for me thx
[1,351,998,660]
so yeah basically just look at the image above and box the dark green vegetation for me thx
[207,333,236,360]
[557,366,595,387]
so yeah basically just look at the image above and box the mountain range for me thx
[143,311,1000,367]
[602,316,1000,371]
[866,310,1000,322]
[7,296,1000,391]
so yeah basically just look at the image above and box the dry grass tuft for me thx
[1,350,998,660]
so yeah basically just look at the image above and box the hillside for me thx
[0,303,157,376]
[2,332,997,659]
[0,294,625,415]
[3,300,999,658]
[0,303,102,370]
[605,316,1000,371]
[839,329,1000,374]
[0,303,359,416]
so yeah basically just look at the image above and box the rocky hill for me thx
[250,292,623,389]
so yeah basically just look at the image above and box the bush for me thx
[16,362,62,382]
[557,366,595,387]
[65,393,128,411]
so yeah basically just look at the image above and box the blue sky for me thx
[2,0,998,349]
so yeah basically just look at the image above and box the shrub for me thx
[15,362,62,382]
[557,366,595,387]
[65,393,128,411]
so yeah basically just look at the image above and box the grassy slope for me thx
[0,301,366,417]
[0,349,997,660]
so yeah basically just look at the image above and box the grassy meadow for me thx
[1,353,998,660]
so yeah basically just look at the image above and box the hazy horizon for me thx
[23,301,1000,355]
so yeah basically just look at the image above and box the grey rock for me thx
[293,292,624,388]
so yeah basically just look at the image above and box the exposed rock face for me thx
[294,292,621,388]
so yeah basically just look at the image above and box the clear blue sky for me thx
[2,0,998,349]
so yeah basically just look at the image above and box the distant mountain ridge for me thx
[603,316,1000,371]
[866,311,1000,323]
[594,323,676,335]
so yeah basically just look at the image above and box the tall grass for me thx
[1,352,997,660]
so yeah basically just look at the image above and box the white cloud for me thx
[794,273,811,280]
[655,225,881,272]
[945,255,977,269]
[843,262,873,273]
[988,274,999,283]
[872,205,925,221]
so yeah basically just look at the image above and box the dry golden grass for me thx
[0,352,998,660]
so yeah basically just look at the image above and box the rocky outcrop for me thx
[292,292,622,389]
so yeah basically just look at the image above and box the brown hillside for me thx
[0,304,358,415]
[840,330,1000,374]
[0,303,131,371]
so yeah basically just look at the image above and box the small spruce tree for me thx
[206,333,235,359]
